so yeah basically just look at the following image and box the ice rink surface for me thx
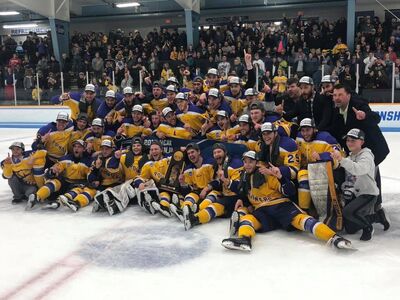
[0,129,399,300]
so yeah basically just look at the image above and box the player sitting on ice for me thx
[295,118,342,218]
[169,143,214,221]
[26,140,94,212]
[1,142,46,204]
[133,141,174,217]
[88,139,125,215]
[331,129,380,241]
[221,151,353,252]
[182,143,243,230]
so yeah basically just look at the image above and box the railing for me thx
[0,58,398,105]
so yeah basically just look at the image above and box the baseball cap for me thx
[92,118,104,127]
[299,118,316,128]
[77,113,89,122]
[105,90,116,98]
[131,137,143,145]
[238,114,250,123]
[299,76,314,85]
[9,141,25,151]
[85,84,96,93]
[345,128,365,140]
[167,77,179,85]
[216,110,229,118]
[132,105,143,113]
[56,112,69,122]
[166,85,178,93]
[228,77,240,85]
[123,86,133,94]
[162,107,174,117]
[261,122,277,132]
[193,76,203,83]
[208,88,220,98]
[152,81,162,88]
[249,102,264,111]
[321,75,334,84]
[176,92,187,101]
[243,150,257,160]
[244,88,257,96]
[186,142,200,151]
[101,139,113,148]
[207,68,218,76]
[72,139,86,147]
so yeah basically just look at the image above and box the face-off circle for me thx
[78,224,209,269]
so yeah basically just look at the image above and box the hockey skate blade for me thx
[221,240,251,252]
[41,202,60,210]
[151,201,172,218]
[170,204,184,222]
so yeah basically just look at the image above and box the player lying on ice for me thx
[221,151,353,252]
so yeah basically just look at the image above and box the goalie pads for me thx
[136,186,160,215]
[307,161,343,231]
[93,180,137,216]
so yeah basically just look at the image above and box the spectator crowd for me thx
[1,12,400,102]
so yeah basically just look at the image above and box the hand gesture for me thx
[116,126,125,136]
[95,156,102,169]
[178,174,185,185]
[4,153,12,164]
[268,163,282,179]
[143,117,151,128]
[51,164,61,176]
[352,107,366,120]
[114,150,122,159]
[230,114,237,123]
[311,151,321,161]
[244,50,252,66]
[41,129,51,143]
[275,104,284,115]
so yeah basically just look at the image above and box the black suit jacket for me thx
[327,96,389,165]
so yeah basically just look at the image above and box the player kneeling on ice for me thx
[221,151,353,252]
[1,142,46,204]
[26,140,95,212]
[331,129,380,241]
[88,140,126,215]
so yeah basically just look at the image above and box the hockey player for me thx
[119,137,145,181]
[1,142,46,204]
[203,110,240,142]
[175,92,207,135]
[257,122,299,181]
[331,129,379,241]
[296,118,341,210]
[221,151,353,251]
[89,139,125,214]
[183,143,243,230]
[165,84,178,111]
[232,114,258,151]
[133,141,173,217]
[26,140,94,211]
[70,113,91,152]
[56,84,102,122]
[156,107,193,140]
[85,118,115,157]
[143,81,168,114]
[115,105,152,141]
[114,86,139,123]
[169,143,214,220]
[32,111,74,167]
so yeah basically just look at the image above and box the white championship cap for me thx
[207,68,218,76]
[299,118,315,128]
[92,118,104,127]
[132,105,143,113]
[208,88,220,98]
[299,76,314,85]
[56,111,69,122]
[123,86,133,94]
[243,150,257,160]
[238,114,250,123]
[216,110,228,118]
[101,139,113,148]
[85,84,96,93]
[162,107,174,117]
[261,122,277,132]
[105,90,116,98]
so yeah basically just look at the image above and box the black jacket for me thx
[326,96,389,165]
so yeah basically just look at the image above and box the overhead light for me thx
[3,23,38,29]
[274,21,282,26]
[0,11,20,16]
[116,2,140,8]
